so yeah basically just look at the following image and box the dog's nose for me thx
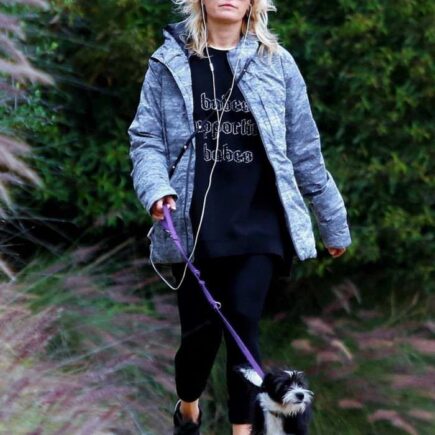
[295,392,304,401]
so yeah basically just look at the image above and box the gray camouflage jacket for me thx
[127,20,352,264]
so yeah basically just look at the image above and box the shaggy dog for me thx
[236,364,314,435]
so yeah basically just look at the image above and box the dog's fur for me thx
[236,364,314,435]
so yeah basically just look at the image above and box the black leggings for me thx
[171,253,280,424]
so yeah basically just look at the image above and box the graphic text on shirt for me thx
[203,143,254,164]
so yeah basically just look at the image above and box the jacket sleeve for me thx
[127,59,178,217]
[281,49,352,249]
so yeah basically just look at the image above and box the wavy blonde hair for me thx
[171,0,281,59]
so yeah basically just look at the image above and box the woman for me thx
[128,1,351,434]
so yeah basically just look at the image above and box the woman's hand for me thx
[326,246,346,258]
[151,195,177,221]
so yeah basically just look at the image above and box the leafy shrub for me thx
[4,0,434,292]
[273,0,435,291]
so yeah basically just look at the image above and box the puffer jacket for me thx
[127,20,352,264]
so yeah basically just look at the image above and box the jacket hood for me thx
[163,20,190,57]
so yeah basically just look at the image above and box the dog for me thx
[236,364,314,435]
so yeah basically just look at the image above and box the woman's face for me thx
[201,0,252,25]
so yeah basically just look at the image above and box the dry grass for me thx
[283,279,435,434]
[1,0,53,278]
[0,279,138,433]
[2,238,184,433]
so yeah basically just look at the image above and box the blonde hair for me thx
[171,0,281,59]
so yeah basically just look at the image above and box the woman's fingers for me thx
[327,247,346,257]
[151,195,177,221]
[166,195,177,211]
[151,199,164,220]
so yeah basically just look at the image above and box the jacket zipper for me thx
[226,53,297,253]
[150,56,194,256]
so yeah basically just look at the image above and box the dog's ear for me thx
[236,364,263,388]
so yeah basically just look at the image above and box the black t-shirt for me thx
[188,46,294,276]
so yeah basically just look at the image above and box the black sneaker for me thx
[173,399,203,435]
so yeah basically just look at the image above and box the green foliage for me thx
[273,0,435,291]
[5,0,175,228]
[5,0,434,291]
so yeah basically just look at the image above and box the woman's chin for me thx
[209,14,244,25]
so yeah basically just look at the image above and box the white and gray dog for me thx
[236,364,314,435]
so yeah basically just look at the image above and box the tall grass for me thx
[0,267,138,433]
[246,279,435,435]
[1,0,53,279]
[8,241,435,434]
[5,237,188,433]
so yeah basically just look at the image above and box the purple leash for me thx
[160,204,265,380]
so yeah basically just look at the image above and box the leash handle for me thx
[161,204,265,380]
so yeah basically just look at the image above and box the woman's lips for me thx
[221,4,236,8]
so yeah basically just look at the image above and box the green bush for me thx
[3,0,174,229]
[273,0,435,291]
[5,0,434,291]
